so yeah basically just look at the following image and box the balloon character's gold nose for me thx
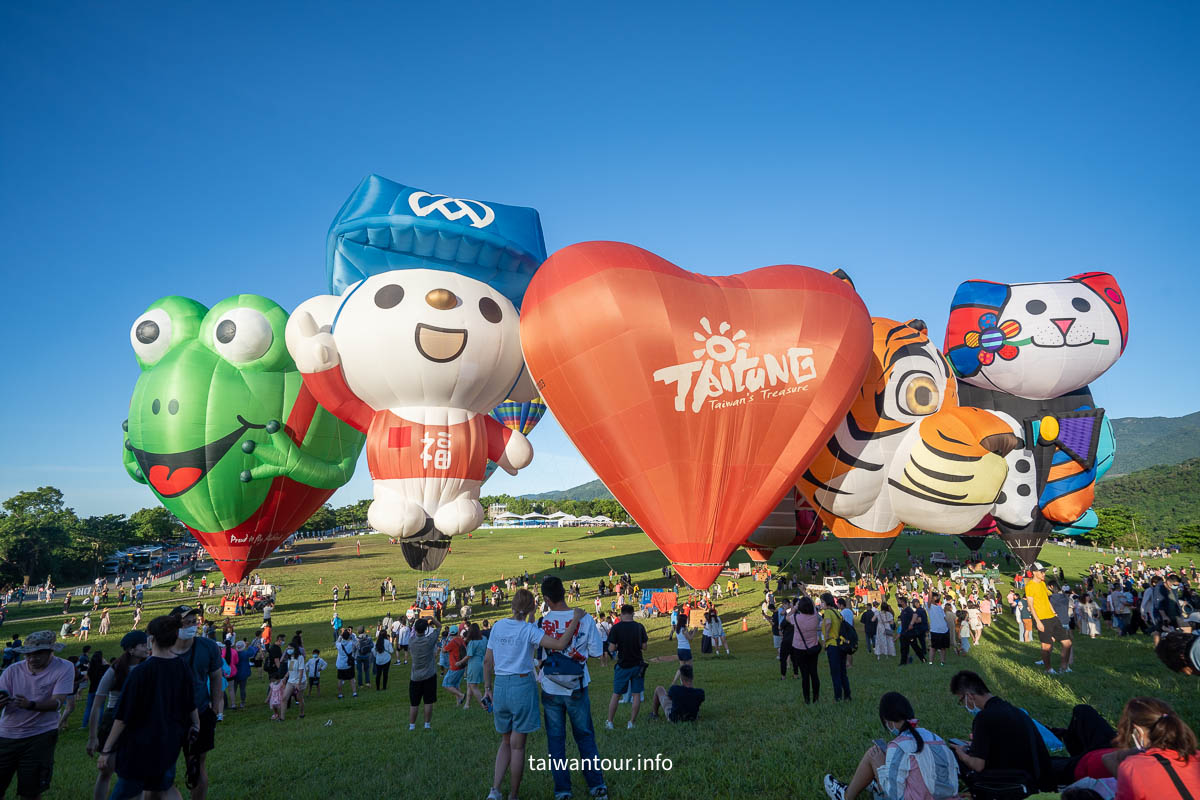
[425,289,458,310]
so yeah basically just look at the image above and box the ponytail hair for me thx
[879,691,924,752]
[1116,697,1198,761]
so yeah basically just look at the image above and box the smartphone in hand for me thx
[948,737,969,749]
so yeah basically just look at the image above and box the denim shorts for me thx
[677,648,692,662]
[442,669,464,689]
[612,664,644,696]
[493,673,540,734]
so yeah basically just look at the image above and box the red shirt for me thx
[1115,748,1200,800]
[1074,748,1115,780]
[442,637,467,672]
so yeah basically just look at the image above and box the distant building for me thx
[488,503,508,520]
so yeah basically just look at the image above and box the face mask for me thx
[179,626,198,640]
[1133,730,1146,750]
[286,648,294,656]
[964,698,980,715]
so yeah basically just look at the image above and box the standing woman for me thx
[232,639,252,709]
[463,623,486,709]
[874,602,896,660]
[790,596,823,705]
[483,589,583,800]
[335,628,358,699]
[1078,594,1102,639]
[712,611,731,655]
[87,631,148,800]
[98,609,111,636]
[284,643,307,717]
[967,602,983,646]
[821,592,851,702]
[81,650,107,731]
[374,628,394,690]
[673,617,693,685]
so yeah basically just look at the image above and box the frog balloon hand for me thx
[122,420,147,485]
[494,430,533,476]
[285,307,340,374]
[240,422,359,489]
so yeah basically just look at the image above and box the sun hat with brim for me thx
[170,605,196,618]
[16,630,65,653]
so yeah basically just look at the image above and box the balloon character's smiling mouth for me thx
[414,323,468,363]
[131,415,266,498]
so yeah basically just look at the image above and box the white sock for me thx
[408,723,416,730]
[424,722,431,729]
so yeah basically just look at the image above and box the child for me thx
[305,649,328,696]
[267,672,286,721]
[957,610,971,655]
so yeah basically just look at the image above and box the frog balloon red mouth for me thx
[131,416,264,498]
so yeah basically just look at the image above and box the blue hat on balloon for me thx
[326,174,547,310]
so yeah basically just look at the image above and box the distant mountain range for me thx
[525,411,1200,501]
[1108,411,1200,477]
[521,479,614,502]
[1095,457,1200,536]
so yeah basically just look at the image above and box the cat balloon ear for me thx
[830,268,855,290]
[906,319,928,333]
[1071,271,1128,353]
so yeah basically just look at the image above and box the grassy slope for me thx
[14,529,1196,800]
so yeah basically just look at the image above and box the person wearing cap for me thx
[441,624,467,705]
[0,630,75,799]
[1024,563,1073,675]
[88,630,149,800]
[99,615,200,800]
[168,604,223,799]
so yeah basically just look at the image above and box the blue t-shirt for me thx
[182,636,223,711]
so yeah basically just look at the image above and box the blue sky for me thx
[1,3,1196,517]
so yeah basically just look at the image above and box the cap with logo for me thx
[326,174,547,307]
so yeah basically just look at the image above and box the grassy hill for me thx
[522,478,615,501]
[1095,456,1200,535]
[1108,410,1200,477]
[14,529,1197,799]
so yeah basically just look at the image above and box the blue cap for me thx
[326,174,547,309]
[121,630,148,650]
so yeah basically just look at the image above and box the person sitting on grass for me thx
[822,691,959,800]
[649,664,704,723]
[1101,696,1199,799]
[1155,630,1200,675]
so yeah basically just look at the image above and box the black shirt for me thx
[606,620,647,668]
[860,609,877,634]
[970,696,1052,785]
[667,685,705,721]
[114,656,196,779]
[899,606,914,633]
[265,643,282,673]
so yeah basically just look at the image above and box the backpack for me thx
[356,636,372,658]
[838,620,859,654]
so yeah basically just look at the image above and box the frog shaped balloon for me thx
[123,294,365,581]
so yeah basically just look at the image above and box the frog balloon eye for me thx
[212,308,273,363]
[130,308,173,364]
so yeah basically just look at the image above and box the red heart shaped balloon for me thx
[521,242,873,587]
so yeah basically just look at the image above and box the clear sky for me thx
[1,3,1196,517]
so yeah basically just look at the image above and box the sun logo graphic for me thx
[653,317,818,413]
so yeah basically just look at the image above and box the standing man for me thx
[1024,563,1072,674]
[538,576,607,800]
[927,592,951,666]
[0,631,75,800]
[169,605,223,800]
[860,603,878,654]
[605,604,647,730]
[408,619,440,730]
[897,597,915,665]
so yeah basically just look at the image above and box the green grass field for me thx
[10,528,1197,800]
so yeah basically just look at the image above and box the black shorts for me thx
[930,632,951,650]
[309,677,320,686]
[1038,617,1071,645]
[336,667,355,680]
[399,644,409,651]
[188,707,216,755]
[409,675,437,706]
[0,729,58,798]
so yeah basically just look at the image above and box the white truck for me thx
[805,576,851,597]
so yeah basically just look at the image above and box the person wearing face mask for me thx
[88,631,149,800]
[823,691,959,800]
[1101,697,1199,799]
[947,670,1053,796]
[168,605,224,800]
[283,646,307,718]
[99,616,200,800]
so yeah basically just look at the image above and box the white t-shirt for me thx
[928,604,949,635]
[486,618,544,676]
[676,630,691,651]
[537,610,602,696]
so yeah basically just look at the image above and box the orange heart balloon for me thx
[521,242,873,588]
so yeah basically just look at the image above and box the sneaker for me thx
[605,720,614,730]
[1033,660,1044,666]
[424,722,431,729]
[408,723,416,730]
[590,788,609,799]
[1062,667,1073,674]
[1047,668,1059,675]
[824,774,848,800]
[352,692,358,697]
[487,790,503,800]
[626,721,634,729]
[555,793,573,800]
